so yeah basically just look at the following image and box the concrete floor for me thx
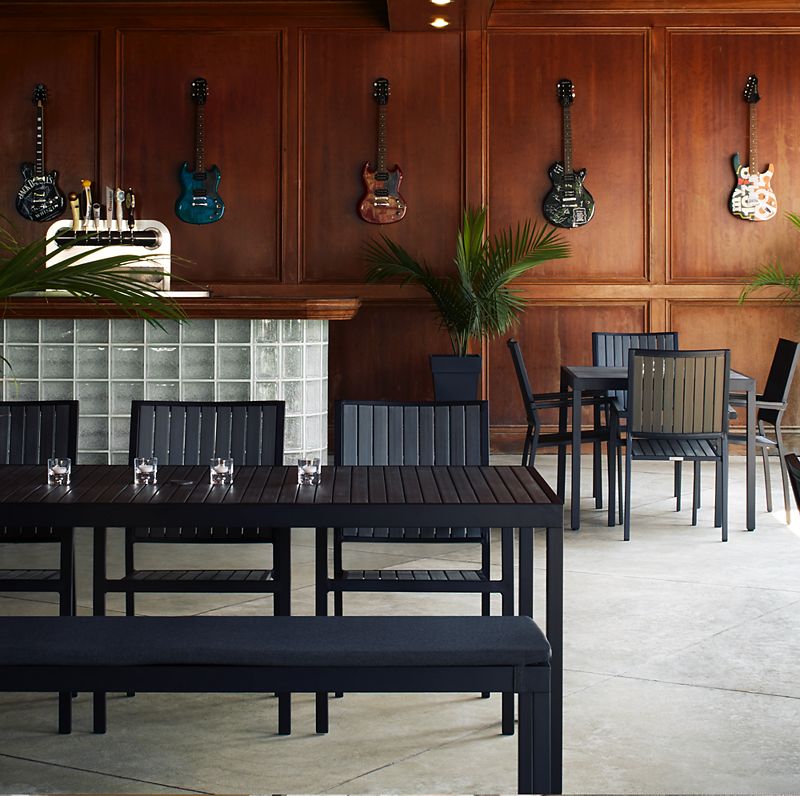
[1,455,799,794]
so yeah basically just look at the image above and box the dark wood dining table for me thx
[559,365,757,532]
[0,462,565,792]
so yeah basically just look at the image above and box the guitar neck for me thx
[195,103,206,174]
[562,104,573,174]
[35,104,45,177]
[376,104,388,176]
[749,102,758,172]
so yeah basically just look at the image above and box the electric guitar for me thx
[543,79,594,229]
[729,74,777,222]
[175,77,225,224]
[357,77,406,224]
[16,84,65,222]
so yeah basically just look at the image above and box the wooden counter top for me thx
[0,296,361,321]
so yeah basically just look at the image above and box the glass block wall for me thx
[0,318,328,464]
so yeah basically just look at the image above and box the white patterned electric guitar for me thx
[729,75,776,222]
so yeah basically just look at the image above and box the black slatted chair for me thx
[624,349,730,541]
[729,338,800,524]
[106,400,292,732]
[592,332,680,522]
[0,399,78,733]
[322,399,516,733]
[507,338,617,523]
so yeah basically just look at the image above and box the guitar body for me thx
[357,161,407,224]
[16,161,65,222]
[175,162,225,225]
[729,152,777,222]
[543,162,595,228]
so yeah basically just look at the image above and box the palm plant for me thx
[0,218,186,371]
[739,211,800,304]
[364,205,569,356]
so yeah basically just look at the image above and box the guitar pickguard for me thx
[729,153,777,222]
[175,163,225,225]
[358,162,407,224]
[543,162,595,229]
[16,163,65,222]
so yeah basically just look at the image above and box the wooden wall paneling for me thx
[119,30,283,286]
[328,302,454,404]
[668,30,800,281]
[0,31,99,246]
[669,300,800,427]
[487,30,648,282]
[301,29,463,283]
[488,301,648,452]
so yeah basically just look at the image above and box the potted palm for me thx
[0,219,185,371]
[739,211,800,304]
[364,205,570,399]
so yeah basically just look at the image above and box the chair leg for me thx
[522,426,533,466]
[692,462,700,526]
[481,531,491,699]
[759,420,773,513]
[775,423,792,524]
[674,461,682,511]
[721,446,729,542]
[556,442,566,502]
[714,457,722,529]
[501,527,515,735]
[124,535,136,698]
[607,418,616,527]
[593,405,602,509]
[624,446,633,541]
[617,438,624,526]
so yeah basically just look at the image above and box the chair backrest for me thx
[759,338,800,424]
[0,400,78,465]
[507,338,541,428]
[129,401,285,465]
[628,349,730,437]
[592,332,679,410]
[784,453,800,512]
[335,400,489,466]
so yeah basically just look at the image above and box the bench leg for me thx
[93,691,106,734]
[518,689,552,795]
[58,692,71,734]
[278,692,291,735]
[315,692,329,734]
[502,527,515,735]
[315,527,330,733]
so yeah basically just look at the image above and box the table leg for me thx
[315,527,329,733]
[558,371,568,500]
[92,527,107,733]
[571,385,582,530]
[501,527,515,736]
[747,385,756,531]
[547,523,564,794]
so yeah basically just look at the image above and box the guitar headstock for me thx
[743,74,760,104]
[373,77,390,106]
[33,83,48,107]
[191,77,209,105]
[557,79,575,108]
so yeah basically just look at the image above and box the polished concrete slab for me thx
[1,455,799,794]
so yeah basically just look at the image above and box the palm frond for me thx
[739,261,800,304]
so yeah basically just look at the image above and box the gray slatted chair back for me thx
[507,338,541,429]
[592,332,678,411]
[628,349,730,437]
[129,401,284,466]
[336,401,488,467]
[0,401,78,465]
[759,338,800,425]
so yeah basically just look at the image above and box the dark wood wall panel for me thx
[301,30,463,282]
[120,30,282,285]
[668,31,800,281]
[487,30,647,282]
[0,31,98,246]
[329,303,453,402]
[669,301,800,426]
[488,302,648,431]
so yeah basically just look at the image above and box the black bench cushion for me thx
[0,616,550,667]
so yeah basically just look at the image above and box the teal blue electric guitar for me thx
[175,77,224,225]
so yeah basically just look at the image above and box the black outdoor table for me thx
[0,462,564,792]
[559,365,757,532]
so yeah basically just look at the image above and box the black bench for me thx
[0,615,552,794]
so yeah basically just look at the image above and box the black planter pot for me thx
[429,354,482,401]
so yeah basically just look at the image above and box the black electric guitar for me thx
[16,84,65,222]
[357,77,406,224]
[175,77,225,224]
[543,79,594,228]
[729,75,777,222]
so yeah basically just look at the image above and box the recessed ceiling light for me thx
[430,16,450,28]
[431,0,452,6]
